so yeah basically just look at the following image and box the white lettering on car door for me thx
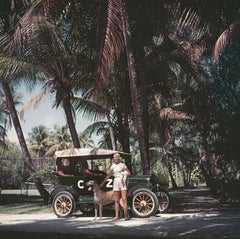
[77,180,84,189]
[77,178,113,189]
[106,179,113,188]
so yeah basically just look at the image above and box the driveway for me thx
[0,188,240,239]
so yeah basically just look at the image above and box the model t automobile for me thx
[50,148,171,218]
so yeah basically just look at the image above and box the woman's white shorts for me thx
[113,177,127,191]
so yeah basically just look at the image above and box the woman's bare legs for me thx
[114,191,121,219]
[121,189,128,218]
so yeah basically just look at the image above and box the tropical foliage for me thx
[0,141,24,189]
[0,0,240,199]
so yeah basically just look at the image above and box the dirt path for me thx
[0,188,240,239]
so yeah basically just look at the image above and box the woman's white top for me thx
[110,162,127,178]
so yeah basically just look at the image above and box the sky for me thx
[7,83,96,144]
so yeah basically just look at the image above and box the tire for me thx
[78,203,94,215]
[52,191,76,218]
[130,188,159,218]
[50,186,68,203]
[157,190,171,213]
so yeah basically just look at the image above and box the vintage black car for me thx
[50,148,171,218]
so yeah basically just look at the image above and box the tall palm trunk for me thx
[186,82,213,187]
[106,113,116,150]
[62,95,89,169]
[120,0,150,175]
[62,96,80,148]
[1,79,50,203]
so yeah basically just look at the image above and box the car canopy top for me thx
[54,148,131,160]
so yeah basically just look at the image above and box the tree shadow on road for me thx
[1,187,240,239]
[168,187,240,214]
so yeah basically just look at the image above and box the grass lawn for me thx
[0,194,52,214]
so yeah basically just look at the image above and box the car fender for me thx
[127,184,150,197]
[50,185,79,203]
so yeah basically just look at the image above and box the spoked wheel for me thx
[78,203,94,215]
[52,191,76,218]
[130,188,159,218]
[157,190,171,213]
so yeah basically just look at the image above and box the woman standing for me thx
[100,152,131,220]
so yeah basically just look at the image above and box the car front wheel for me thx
[52,191,76,218]
[130,188,159,218]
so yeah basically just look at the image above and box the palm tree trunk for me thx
[62,97,81,148]
[62,95,91,167]
[168,161,178,189]
[106,113,116,150]
[120,0,150,175]
[2,81,34,172]
[1,80,50,203]
[187,83,213,187]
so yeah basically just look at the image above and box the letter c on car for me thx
[77,180,85,189]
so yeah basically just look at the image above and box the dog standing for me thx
[87,180,123,220]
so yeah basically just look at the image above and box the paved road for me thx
[0,188,240,239]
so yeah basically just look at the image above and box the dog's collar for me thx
[89,185,100,193]
[93,187,100,193]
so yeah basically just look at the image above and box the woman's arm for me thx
[99,170,112,188]
[125,167,131,176]
[57,169,73,177]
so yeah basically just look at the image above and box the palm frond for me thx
[212,20,240,63]
[96,0,125,85]
[20,87,50,118]
[82,121,109,138]
[0,56,44,84]
[0,124,7,138]
[159,107,194,121]
[11,0,70,53]
[165,2,209,42]
[21,16,69,67]
[72,95,108,121]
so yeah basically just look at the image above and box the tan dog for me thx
[87,180,123,220]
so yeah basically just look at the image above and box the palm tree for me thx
[0,88,8,147]
[1,1,100,175]
[0,1,50,203]
[46,125,73,156]
[6,0,150,173]
[0,112,7,150]
[78,131,94,148]
[28,125,50,157]
[73,94,117,150]
[121,0,150,173]
[73,66,132,152]
[13,1,102,149]
[8,0,240,179]
[0,80,50,202]
[0,86,25,156]
[27,125,51,169]
[15,16,83,148]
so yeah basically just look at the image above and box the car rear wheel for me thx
[157,190,171,213]
[52,191,76,218]
[130,188,159,218]
[78,203,94,215]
